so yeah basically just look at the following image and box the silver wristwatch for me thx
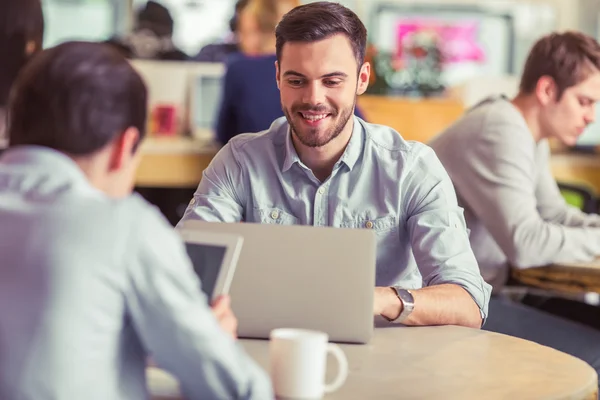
[387,287,414,323]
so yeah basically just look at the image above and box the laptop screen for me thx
[185,243,227,302]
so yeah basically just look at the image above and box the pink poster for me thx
[396,19,485,64]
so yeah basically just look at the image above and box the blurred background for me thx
[33,0,600,224]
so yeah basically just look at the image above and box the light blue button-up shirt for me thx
[0,146,272,400]
[179,116,491,318]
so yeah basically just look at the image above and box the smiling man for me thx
[179,1,491,328]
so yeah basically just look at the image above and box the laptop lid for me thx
[178,230,244,302]
[180,221,376,344]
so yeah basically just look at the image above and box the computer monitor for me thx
[129,60,224,140]
[188,63,225,141]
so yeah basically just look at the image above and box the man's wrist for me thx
[381,286,403,320]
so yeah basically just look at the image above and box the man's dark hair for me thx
[136,0,174,37]
[8,41,148,155]
[275,1,367,69]
[520,31,600,100]
[0,0,44,107]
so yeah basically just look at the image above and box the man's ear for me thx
[535,75,558,105]
[108,127,140,172]
[356,62,371,96]
[275,60,281,90]
[25,40,37,56]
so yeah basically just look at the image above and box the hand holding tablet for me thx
[178,230,244,302]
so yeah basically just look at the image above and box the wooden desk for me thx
[357,94,464,143]
[147,324,598,400]
[136,137,217,188]
[551,152,600,194]
[512,260,600,294]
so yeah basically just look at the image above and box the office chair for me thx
[557,181,598,214]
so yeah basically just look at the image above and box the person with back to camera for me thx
[0,40,272,400]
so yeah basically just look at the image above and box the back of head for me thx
[275,1,367,69]
[246,0,299,34]
[8,41,147,155]
[520,31,600,99]
[238,0,299,55]
[0,0,44,107]
[136,0,174,38]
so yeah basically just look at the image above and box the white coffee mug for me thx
[269,328,348,399]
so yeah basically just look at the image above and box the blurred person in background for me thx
[106,0,188,61]
[215,0,367,145]
[430,31,600,386]
[0,0,44,149]
[195,0,250,63]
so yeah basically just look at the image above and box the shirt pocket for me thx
[341,215,397,232]
[255,207,299,225]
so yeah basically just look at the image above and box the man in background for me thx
[0,41,271,399]
[430,31,600,384]
[106,0,188,61]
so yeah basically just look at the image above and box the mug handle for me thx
[324,343,349,393]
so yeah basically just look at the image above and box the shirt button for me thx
[189,198,196,206]
[365,221,374,229]
[270,210,279,219]
[318,187,325,195]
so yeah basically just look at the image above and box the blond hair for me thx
[245,0,300,34]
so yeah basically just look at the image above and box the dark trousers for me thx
[485,295,600,391]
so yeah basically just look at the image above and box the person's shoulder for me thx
[360,118,441,174]
[434,95,526,145]
[361,118,425,156]
[226,53,276,71]
[227,116,288,152]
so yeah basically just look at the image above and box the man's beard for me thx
[282,99,356,148]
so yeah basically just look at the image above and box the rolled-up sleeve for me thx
[404,146,492,320]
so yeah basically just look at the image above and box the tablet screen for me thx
[185,243,228,301]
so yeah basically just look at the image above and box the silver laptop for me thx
[180,221,376,344]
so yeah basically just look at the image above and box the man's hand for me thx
[211,295,238,339]
[373,287,402,320]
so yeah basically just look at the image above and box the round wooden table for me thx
[148,324,598,400]
[512,260,600,294]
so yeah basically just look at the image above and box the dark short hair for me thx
[136,1,174,37]
[275,1,367,69]
[520,31,600,99]
[8,41,148,155]
[0,0,44,106]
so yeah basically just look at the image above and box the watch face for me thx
[397,289,414,311]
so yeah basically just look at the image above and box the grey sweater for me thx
[430,96,600,291]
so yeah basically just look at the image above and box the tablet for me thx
[178,230,244,302]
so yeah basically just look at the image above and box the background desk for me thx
[136,137,217,188]
[551,151,600,194]
[148,324,597,400]
[512,260,600,295]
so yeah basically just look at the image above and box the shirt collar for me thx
[0,145,93,188]
[281,116,364,173]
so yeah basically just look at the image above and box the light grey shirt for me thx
[0,146,272,400]
[430,96,600,290]
[179,116,491,319]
